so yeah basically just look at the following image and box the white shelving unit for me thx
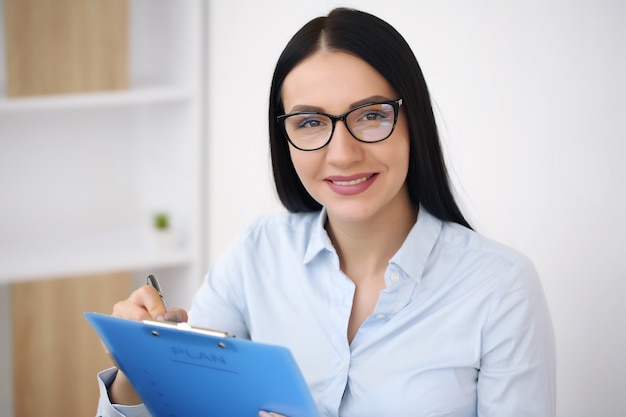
[0,2,205,414]
[0,0,205,308]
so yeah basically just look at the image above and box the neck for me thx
[326,197,418,283]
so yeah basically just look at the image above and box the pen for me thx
[147,274,167,310]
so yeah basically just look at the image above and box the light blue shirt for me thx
[97,208,556,417]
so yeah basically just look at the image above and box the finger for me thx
[140,284,169,319]
[163,308,188,323]
[258,412,286,417]
[112,298,151,321]
[111,285,167,320]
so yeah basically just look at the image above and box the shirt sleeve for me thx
[187,227,253,339]
[477,257,556,417]
[95,368,151,417]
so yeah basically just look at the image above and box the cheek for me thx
[392,123,411,176]
[386,131,411,174]
[289,148,313,183]
[390,147,411,185]
[400,141,411,173]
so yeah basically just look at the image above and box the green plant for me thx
[153,212,169,230]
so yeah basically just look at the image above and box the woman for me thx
[97,8,555,417]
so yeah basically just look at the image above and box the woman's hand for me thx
[105,284,188,405]
[112,283,188,323]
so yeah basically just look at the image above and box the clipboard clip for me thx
[143,319,234,338]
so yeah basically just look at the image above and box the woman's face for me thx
[280,51,412,225]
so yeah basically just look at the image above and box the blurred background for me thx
[1,0,624,416]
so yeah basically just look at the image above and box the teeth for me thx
[332,175,372,186]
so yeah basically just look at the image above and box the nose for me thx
[325,120,363,165]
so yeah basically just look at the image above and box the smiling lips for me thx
[325,173,378,195]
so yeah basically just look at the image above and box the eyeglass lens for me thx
[282,101,398,150]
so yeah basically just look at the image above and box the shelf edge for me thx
[0,87,194,113]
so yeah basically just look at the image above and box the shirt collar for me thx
[389,207,443,284]
[303,208,335,265]
[302,206,444,283]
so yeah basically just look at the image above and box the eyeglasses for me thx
[277,99,403,151]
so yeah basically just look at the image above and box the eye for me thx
[298,118,324,129]
[288,114,329,130]
[351,103,394,124]
[354,109,393,123]
[361,111,387,121]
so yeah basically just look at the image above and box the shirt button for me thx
[390,273,400,283]
[339,361,346,370]
[376,314,386,320]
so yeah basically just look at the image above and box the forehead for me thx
[281,51,396,113]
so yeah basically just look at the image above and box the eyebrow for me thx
[289,95,392,113]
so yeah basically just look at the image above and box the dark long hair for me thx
[268,8,471,229]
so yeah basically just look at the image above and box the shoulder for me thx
[425,218,541,298]
[233,211,321,251]
[201,211,322,292]
[439,221,534,272]
[431,221,552,336]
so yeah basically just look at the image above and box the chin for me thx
[325,203,381,224]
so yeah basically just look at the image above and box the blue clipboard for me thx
[85,312,320,417]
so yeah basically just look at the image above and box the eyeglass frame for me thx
[277,98,403,151]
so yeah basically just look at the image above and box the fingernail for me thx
[164,310,183,322]
[156,314,166,322]
[258,412,272,417]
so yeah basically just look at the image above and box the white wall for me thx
[206,1,626,416]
